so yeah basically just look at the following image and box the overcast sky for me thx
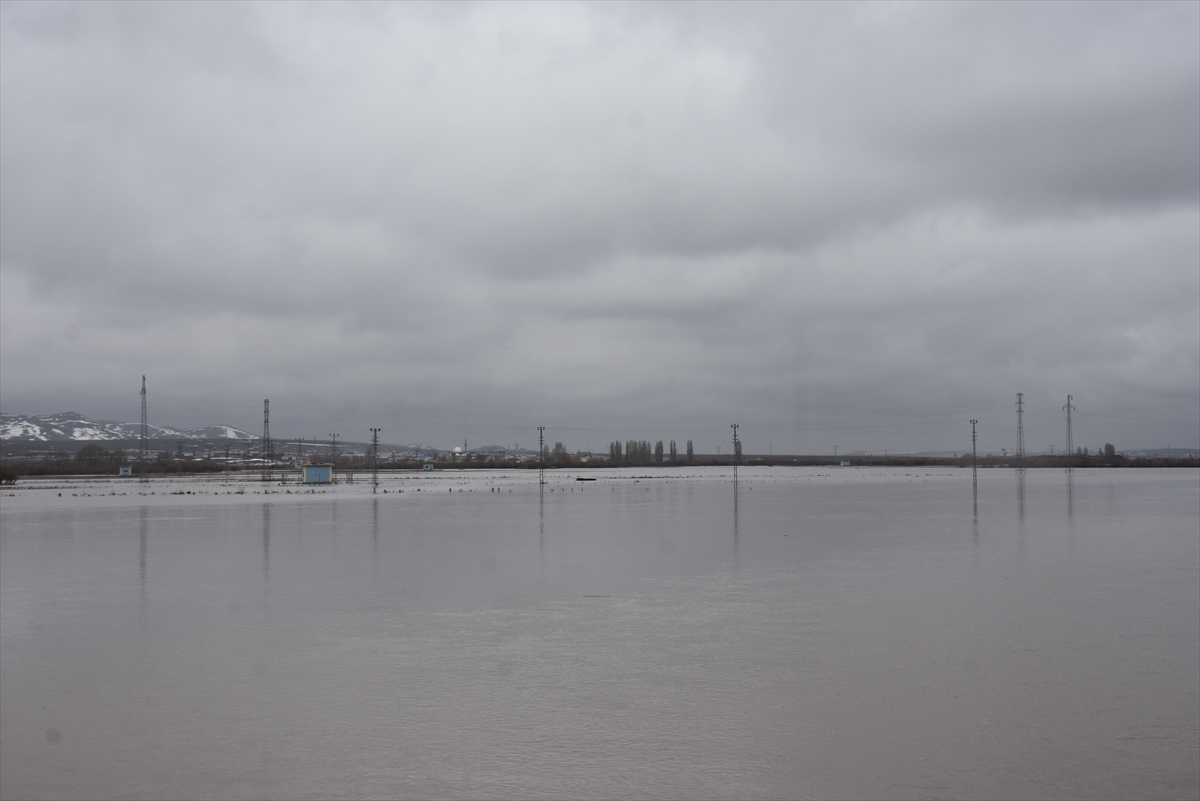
[2,1,1197,454]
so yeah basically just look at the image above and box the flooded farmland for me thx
[2,467,1197,800]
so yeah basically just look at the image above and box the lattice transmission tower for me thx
[1015,392,1025,473]
[970,419,979,500]
[262,400,273,482]
[140,375,148,462]
[1063,395,1075,472]
[731,424,740,482]
[370,428,381,493]
[537,427,546,485]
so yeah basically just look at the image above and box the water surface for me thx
[2,467,1197,799]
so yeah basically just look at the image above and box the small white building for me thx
[302,464,333,484]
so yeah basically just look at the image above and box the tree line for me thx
[607,439,694,465]
[1,444,229,477]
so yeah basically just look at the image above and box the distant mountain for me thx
[0,412,256,442]
[177,425,258,440]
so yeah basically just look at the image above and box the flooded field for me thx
[2,467,1197,800]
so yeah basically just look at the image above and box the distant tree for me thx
[621,440,652,465]
[669,440,677,463]
[75,444,108,466]
[1104,443,1116,458]
[686,440,694,462]
[654,441,664,463]
[552,441,569,465]
[609,441,622,461]
[734,439,743,461]
[75,444,125,470]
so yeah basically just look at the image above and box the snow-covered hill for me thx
[0,412,256,442]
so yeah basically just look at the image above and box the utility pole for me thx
[970,419,979,502]
[1015,392,1025,473]
[731,424,740,482]
[1063,395,1075,472]
[537,426,546,485]
[262,400,273,483]
[329,433,339,476]
[370,428,381,492]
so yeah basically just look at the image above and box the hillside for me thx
[0,412,256,443]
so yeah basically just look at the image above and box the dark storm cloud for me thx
[2,1,1196,453]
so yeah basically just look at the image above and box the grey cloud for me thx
[1,1,1196,453]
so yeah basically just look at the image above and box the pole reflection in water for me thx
[1016,471,1027,561]
[733,477,740,563]
[1017,470,1026,523]
[972,472,978,519]
[262,503,271,584]
[139,505,148,605]
[371,498,378,560]
[1067,470,1075,523]
[971,473,979,547]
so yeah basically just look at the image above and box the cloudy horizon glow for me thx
[2,1,1197,454]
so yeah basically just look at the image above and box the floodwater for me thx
[1,467,1197,800]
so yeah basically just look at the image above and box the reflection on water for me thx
[371,498,378,559]
[1017,468,1026,522]
[262,502,270,584]
[1067,468,1075,522]
[732,478,740,564]
[1,468,1197,801]
[138,506,147,605]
